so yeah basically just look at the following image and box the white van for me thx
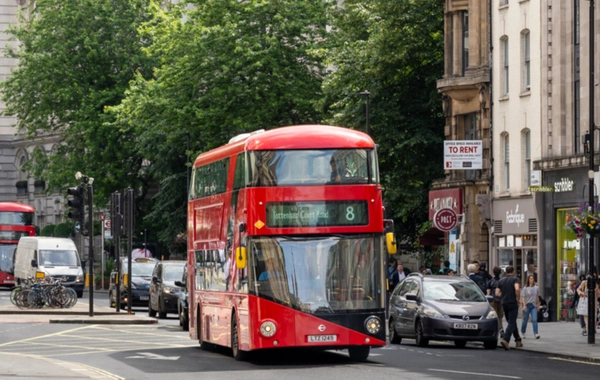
[14,237,85,297]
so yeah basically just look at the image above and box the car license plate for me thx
[140,296,149,301]
[307,335,337,342]
[453,323,478,330]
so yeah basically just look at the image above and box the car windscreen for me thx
[423,281,487,302]
[129,262,156,277]
[163,264,185,281]
[39,250,80,267]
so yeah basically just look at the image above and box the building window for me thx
[523,130,531,189]
[502,37,509,95]
[503,134,510,190]
[522,30,530,91]
[465,113,478,181]
[500,0,509,6]
[462,12,469,75]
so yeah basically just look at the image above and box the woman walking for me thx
[576,274,600,336]
[520,275,540,339]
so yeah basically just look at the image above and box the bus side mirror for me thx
[386,232,397,255]
[31,259,38,268]
[123,273,129,286]
[236,247,247,269]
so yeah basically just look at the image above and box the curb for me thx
[49,318,158,325]
[515,345,600,363]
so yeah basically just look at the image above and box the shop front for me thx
[541,168,598,322]
[492,197,539,289]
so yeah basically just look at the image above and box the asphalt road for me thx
[0,287,599,380]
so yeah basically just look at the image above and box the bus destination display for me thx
[266,201,368,228]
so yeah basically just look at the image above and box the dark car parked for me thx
[388,273,498,349]
[109,257,158,308]
[174,264,189,331]
[149,260,186,319]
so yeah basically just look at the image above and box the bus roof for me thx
[0,202,35,213]
[194,125,374,167]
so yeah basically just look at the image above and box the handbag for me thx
[577,296,589,316]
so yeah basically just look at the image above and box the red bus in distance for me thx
[0,202,35,287]
[186,125,396,361]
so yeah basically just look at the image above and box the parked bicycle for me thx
[10,276,78,309]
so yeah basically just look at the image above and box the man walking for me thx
[496,265,523,350]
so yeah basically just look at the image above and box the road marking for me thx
[126,352,180,360]
[548,357,600,366]
[429,369,521,379]
[0,324,93,347]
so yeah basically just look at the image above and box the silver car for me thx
[388,273,498,349]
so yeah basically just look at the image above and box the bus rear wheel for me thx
[231,313,247,361]
[348,346,370,362]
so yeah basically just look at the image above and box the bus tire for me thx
[348,346,370,362]
[231,312,247,361]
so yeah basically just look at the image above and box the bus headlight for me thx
[260,321,277,338]
[364,316,382,334]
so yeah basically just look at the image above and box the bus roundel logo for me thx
[318,324,326,332]
[433,208,458,232]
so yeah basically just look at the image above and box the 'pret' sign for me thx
[434,208,458,232]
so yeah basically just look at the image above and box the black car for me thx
[109,257,158,308]
[388,273,498,349]
[174,264,189,331]
[148,260,186,319]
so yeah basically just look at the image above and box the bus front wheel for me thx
[348,346,370,362]
[231,313,247,361]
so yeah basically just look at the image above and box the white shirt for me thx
[398,271,406,282]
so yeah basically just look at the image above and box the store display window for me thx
[556,208,581,322]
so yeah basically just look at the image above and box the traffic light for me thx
[67,185,85,227]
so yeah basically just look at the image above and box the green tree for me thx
[0,0,158,204]
[110,0,333,249]
[320,0,445,245]
[40,224,56,237]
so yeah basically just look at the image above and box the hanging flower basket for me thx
[565,203,600,238]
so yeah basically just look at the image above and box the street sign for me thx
[104,220,111,229]
[529,185,554,192]
[75,221,81,233]
[100,213,105,221]
[434,208,458,232]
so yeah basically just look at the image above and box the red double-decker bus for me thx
[186,125,396,361]
[0,202,35,287]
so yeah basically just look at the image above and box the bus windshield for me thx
[0,244,16,274]
[249,235,382,313]
[0,211,34,226]
[248,149,377,186]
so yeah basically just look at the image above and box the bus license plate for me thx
[453,323,477,330]
[307,335,337,342]
[140,296,149,301]
[4,280,14,284]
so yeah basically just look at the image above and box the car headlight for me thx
[260,321,277,338]
[164,286,179,294]
[364,316,382,334]
[486,310,498,319]
[76,275,82,283]
[422,306,444,319]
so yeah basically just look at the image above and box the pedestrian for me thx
[438,260,451,275]
[520,274,540,339]
[496,265,523,350]
[478,262,492,282]
[577,274,600,336]
[487,266,504,335]
[447,269,455,276]
[571,274,587,334]
[467,263,486,293]
[390,263,406,291]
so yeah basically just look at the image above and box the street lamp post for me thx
[75,172,94,317]
[587,0,596,345]
[357,91,371,136]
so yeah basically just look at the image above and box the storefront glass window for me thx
[556,208,581,322]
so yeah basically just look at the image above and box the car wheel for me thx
[182,311,189,332]
[388,318,402,344]
[76,290,83,298]
[148,300,157,317]
[454,340,467,348]
[158,298,167,319]
[348,346,370,362]
[415,320,429,347]
[483,340,497,350]
[231,312,247,361]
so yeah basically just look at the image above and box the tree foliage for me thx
[0,0,158,203]
[109,0,333,250]
[320,0,445,245]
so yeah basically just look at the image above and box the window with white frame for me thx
[502,37,509,95]
[522,30,530,91]
[462,12,469,75]
[503,134,510,190]
[523,130,531,189]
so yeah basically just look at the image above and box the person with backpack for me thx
[487,266,503,335]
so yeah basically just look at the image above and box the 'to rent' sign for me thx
[434,208,458,232]
[444,140,483,170]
